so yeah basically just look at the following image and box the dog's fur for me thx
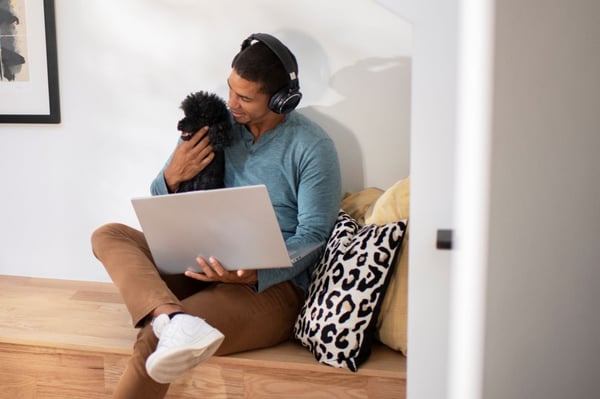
[176,91,232,192]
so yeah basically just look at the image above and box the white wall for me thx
[0,0,412,281]
[378,1,600,399]
[377,1,458,398]
[481,1,600,398]
[449,1,600,399]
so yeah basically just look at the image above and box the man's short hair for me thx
[231,41,293,97]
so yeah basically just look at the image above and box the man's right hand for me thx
[163,126,214,193]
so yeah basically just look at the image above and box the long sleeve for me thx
[256,134,341,292]
[224,112,342,293]
[150,142,179,196]
[149,111,342,293]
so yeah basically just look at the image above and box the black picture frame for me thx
[0,0,60,124]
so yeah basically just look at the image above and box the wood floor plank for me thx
[0,275,136,354]
[0,275,405,398]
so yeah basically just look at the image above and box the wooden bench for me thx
[0,275,405,398]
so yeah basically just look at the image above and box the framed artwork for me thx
[0,0,60,123]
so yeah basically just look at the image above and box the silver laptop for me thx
[131,185,293,274]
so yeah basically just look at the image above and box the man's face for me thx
[226,69,272,125]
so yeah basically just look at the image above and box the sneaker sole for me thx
[145,329,225,384]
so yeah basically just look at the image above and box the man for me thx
[92,33,341,398]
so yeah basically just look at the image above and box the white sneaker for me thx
[145,313,225,383]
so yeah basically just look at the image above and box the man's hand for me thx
[185,256,258,285]
[163,126,214,193]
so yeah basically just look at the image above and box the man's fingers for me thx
[184,269,208,281]
[198,151,215,169]
[188,126,209,146]
[190,134,213,159]
[195,256,215,276]
[208,257,227,276]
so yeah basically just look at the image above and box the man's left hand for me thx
[184,256,258,285]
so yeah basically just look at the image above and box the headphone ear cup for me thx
[269,88,303,114]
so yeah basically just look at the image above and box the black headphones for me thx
[234,33,302,114]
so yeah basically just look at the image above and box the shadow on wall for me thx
[299,107,363,192]
[301,56,412,193]
[246,29,411,193]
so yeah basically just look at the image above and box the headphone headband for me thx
[241,33,299,88]
[235,33,302,114]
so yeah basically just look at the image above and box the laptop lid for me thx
[131,185,292,274]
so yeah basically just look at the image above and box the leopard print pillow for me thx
[294,210,407,371]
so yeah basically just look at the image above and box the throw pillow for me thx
[365,176,410,355]
[294,210,407,371]
[340,187,384,225]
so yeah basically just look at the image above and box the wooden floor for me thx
[0,275,406,398]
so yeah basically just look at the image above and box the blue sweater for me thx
[150,111,342,293]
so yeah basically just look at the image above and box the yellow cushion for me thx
[365,177,410,355]
[340,187,384,225]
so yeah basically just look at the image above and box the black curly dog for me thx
[176,91,232,192]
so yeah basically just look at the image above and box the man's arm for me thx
[257,136,342,292]
[150,127,213,195]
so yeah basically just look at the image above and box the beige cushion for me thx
[365,177,410,355]
[340,187,384,225]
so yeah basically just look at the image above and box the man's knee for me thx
[90,222,129,257]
